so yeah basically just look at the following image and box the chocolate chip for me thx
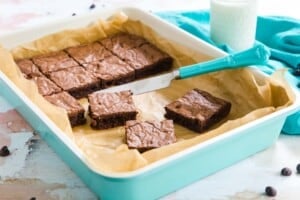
[281,167,292,176]
[265,186,277,197]
[72,13,76,16]
[30,197,36,200]
[296,163,300,174]
[89,3,96,10]
[0,146,10,157]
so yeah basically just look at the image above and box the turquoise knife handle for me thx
[178,44,271,79]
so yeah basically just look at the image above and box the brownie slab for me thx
[110,43,173,79]
[15,59,43,78]
[32,76,62,96]
[65,42,112,64]
[165,88,231,133]
[125,120,176,151]
[44,92,86,127]
[32,51,78,74]
[84,55,135,88]
[49,66,101,99]
[88,90,137,129]
[100,33,148,52]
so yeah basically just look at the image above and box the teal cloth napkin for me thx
[157,10,300,69]
[157,10,300,134]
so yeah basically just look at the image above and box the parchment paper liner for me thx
[0,12,294,173]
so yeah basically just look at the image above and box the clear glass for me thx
[210,0,257,51]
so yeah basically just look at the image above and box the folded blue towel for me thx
[157,10,300,134]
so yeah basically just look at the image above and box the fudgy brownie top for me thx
[32,51,78,74]
[164,89,231,133]
[88,90,137,118]
[113,43,172,70]
[65,42,112,64]
[84,55,134,82]
[125,120,176,149]
[32,76,62,96]
[166,88,230,122]
[44,91,85,115]
[100,33,148,53]
[16,59,43,78]
[49,66,99,91]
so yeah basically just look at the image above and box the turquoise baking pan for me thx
[1,7,300,200]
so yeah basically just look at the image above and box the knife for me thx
[99,44,270,95]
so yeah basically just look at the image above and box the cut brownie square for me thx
[65,42,112,65]
[44,91,86,127]
[125,120,176,151]
[165,88,231,133]
[32,75,62,96]
[110,43,173,79]
[15,59,43,78]
[88,90,137,129]
[84,55,135,88]
[32,51,78,75]
[100,33,148,52]
[49,66,101,99]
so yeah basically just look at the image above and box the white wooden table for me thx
[0,1,299,199]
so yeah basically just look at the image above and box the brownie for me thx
[32,51,78,75]
[32,76,62,96]
[44,92,86,127]
[109,43,173,78]
[100,33,148,52]
[125,120,176,151]
[15,59,43,78]
[49,66,101,99]
[165,88,231,133]
[84,55,135,88]
[65,42,112,65]
[87,90,137,129]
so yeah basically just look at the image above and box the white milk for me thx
[210,0,257,51]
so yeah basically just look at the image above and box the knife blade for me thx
[99,44,270,95]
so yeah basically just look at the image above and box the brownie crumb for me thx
[0,146,10,157]
[281,167,292,176]
[30,197,36,200]
[89,3,96,9]
[265,186,277,197]
[296,163,300,174]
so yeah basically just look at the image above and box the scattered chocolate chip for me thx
[72,13,76,16]
[30,197,36,200]
[281,167,292,176]
[296,163,300,174]
[0,146,10,157]
[89,3,96,10]
[265,186,277,197]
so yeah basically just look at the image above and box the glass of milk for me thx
[210,0,257,51]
